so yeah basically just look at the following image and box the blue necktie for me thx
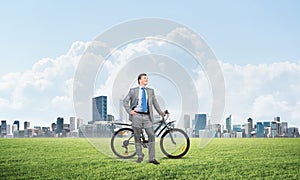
[141,87,147,112]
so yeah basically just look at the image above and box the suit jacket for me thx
[123,87,163,122]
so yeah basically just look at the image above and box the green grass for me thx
[0,138,299,179]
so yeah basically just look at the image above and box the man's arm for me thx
[151,89,164,117]
[123,89,132,115]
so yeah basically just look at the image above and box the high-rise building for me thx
[13,120,20,131]
[271,121,277,137]
[194,114,207,137]
[244,122,251,137]
[263,121,271,127]
[93,96,107,121]
[1,120,7,136]
[274,116,280,122]
[51,123,56,132]
[70,117,76,131]
[226,115,232,133]
[12,124,18,133]
[280,122,288,136]
[233,124,242,132]
[24,121,30,130]
[56,117,64,133]
[107,114,114,122]
[184,114,190,129]
[247,118,253,131]
[77,118,83,129]
[256,122,264,138]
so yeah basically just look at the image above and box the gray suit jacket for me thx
[123,87,163,122]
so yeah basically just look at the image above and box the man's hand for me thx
[130,110,137,115]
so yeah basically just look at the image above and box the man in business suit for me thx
[123,73,165,164]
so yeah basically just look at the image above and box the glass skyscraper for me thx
[194,114,207,137]
[56,117,64,133]
[13,120,20,131]
[256,122,264,138]
[226,115,232,133]
[93,96,107,121]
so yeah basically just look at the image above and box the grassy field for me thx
[0,138,299,179]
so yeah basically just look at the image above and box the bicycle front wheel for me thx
[111,128,136,159]
[160,128,190,158]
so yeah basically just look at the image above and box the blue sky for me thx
[1,0,299,76]
[1,1,300,128]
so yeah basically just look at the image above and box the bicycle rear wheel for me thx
[111,128,136,159]
[160,128,190,158]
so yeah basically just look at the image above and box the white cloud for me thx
[0,41,89,126]
[221,61,300,126]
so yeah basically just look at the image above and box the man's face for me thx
[139,75,148,86]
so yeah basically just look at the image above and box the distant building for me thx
[280,122,288,136]
[107,114,114,122]
[226,115,232,133]
[56,117,64,133]
[13,120,20,131]
[92,96,107,121]
[256,122,264,138]
[194,114,207,137]
[24,121,30,130]
[288,127,299,137]
[233,124,242,132]
[247,118,253,131]
[70,117,76,131]
[263,121,271,128]
[1,120,7,137]
[51,123,56,132]
[77,118,84,130]
[244,122,251,137]
[274,116,280,122]
[270,121,277,137]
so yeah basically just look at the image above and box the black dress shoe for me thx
[136,157,143,163]
[149,159,160,165]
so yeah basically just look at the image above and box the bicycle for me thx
[111,110,190,159]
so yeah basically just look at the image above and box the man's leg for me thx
[145,127,155,161]
[132,126,144,159]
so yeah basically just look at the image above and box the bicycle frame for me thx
[113,114,177,145]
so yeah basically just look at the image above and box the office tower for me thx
[270,121,277,137]
[274,116,280,122]
[70,117,76,131]
[194,114,207,137]
[13,120,20,131]
[263,121,271,127]
[280,122,288,136]
[12,124,18,133]
[6,124,11,135]
[247,118,253,131]
[244,122,251,137]
[226,115,232,133]
[233,124,242,132]
[288,127,299,137]
[184,114,190,129]
[107,114,114,122]
[1,120,7,136]
[256,122,264,138]
[56,117,64,133]
[24,121,30,130]
[92,96,107,121]
[51,123,56,132]
[77,118,83,129]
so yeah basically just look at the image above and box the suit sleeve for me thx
[152,89,164,116]
[123,89,132,115]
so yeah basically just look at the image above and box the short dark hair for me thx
[138,73,147,84]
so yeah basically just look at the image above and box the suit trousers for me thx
[132,113,155,161]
